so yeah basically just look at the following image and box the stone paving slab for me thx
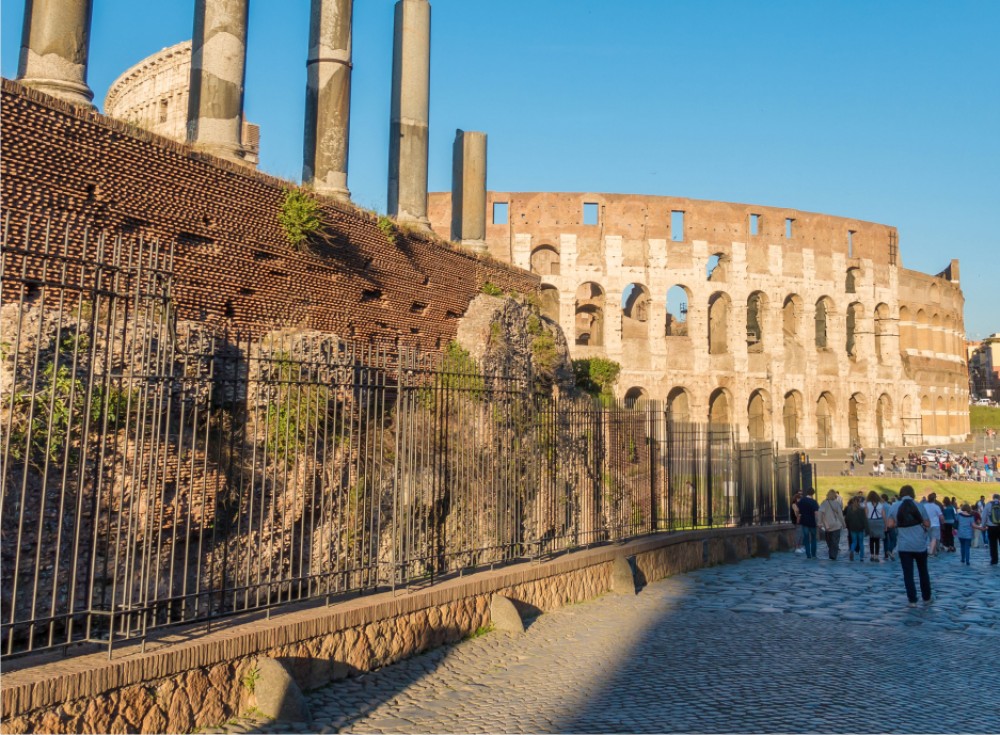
[208,537,1000,734]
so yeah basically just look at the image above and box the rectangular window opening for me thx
[671,210,685,242]
[785,218,794,239]
[158,98,168,123]
[750,213,761,236]
[848,229,856,258]
[492,202,509,225]
[583,202,599,226]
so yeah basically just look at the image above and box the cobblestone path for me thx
[218,538,1000,734]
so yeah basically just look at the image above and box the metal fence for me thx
[1,211,795,660]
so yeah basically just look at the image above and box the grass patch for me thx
[970,405,1000,432]
[817,476,997,505]
[465,624,494,640]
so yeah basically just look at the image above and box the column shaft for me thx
[187,0,250,162]
[303,0,353,200]
[451,130,487,252]
[17,0,94,107]
[387,0,431,227]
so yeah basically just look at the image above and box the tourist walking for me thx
[844,496,868,561]
[881,493,897,560]
[955,503,977,566]
[797,489,820,559]
[866,490,887,561]
[941,497,957,552]
[818,490,845,560]
[983,493,1000,566]
[886,485,932,606]
[922,493,944,556]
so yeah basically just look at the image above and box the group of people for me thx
[792,488,1000,606]
[842,450,999,481]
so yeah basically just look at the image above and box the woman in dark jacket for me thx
[844,496,869,562]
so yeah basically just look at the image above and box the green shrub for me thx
[278,189,321,249]
[572,358,621,399]
[480,282,504,297]
[377,216,397,245]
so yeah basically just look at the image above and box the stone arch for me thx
[622,283,651,341]
[746,291,768,352]
[931,312,945,354]
[929,281,940,303]
[575,282,605,346]
[709,388,732,428]
[848,392,867,447]
[706,253,728,282]
[920,394,932,438]
[816,392,835,448]
[747,389,772,442]
[665,284,690,337]
[934,395,946,437]
[539,284,560,322]
[815,296,833,350]
[948,395,960,436]
[530,244,560,276]
[783,294,802,343]
[782,390,803,448]
[846,301,863,357]
[846,267,861,294]
[708,291,731,355]
[916,309,930,351]
[898,306,913,350]
[667,387,691,423]
[901,394,918,445]
[874,303,891,363]
[876,393,892,447]
[624,386,648,408]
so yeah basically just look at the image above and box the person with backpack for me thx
[886,484,932,607]
[797,489,820,559]
[844,496,868,562]
[984,493,1000,566]
[866,490,887,562]
[955,503,978,566]
[818,489,846,560]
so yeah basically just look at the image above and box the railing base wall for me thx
[1,524,795,734]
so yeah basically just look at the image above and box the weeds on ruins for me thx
[278,188,322,250]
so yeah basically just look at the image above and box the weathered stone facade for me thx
[429,192,969,448]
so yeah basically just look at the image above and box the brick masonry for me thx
[0,525,794,734]
[0,79,538,346]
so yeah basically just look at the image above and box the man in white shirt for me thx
[922,492,944,556]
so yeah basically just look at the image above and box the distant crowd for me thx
[843,449,999,482]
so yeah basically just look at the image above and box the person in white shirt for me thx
[865,490,887,561]
[922,492,945,556]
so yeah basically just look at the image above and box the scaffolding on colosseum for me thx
[0,210,802,660]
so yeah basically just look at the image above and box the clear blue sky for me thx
[3,0,997,338]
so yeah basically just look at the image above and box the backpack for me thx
[990,502,1000,526]
[896,499,924,529]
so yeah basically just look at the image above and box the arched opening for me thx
[665,285,690,337]
[539,284,560,322]
[846,301,863,357]
[530,244,560,275]
[708,388,731,428]
[898,306,912,350]
[706,253,727,281]
[934,395,945,437]
[748,389,772,442]
[876,393,892,447]
[575,282,605,346]
[624,386,648,408]
[708,292,730,355]
[932,312,945,353]
[929,281,940,304]
[916,309,929,351]
[783,391,803,448]
[948,395,960,436]
[874,303,890,363]
[920,395,932,439]
[846,267,861,294]
[816,392,834,448]
[815,297,832,350]
[747,291,767,352]
[783,294,801,343]
[666,387,691,423]
[848,393,866,447]
[622,283,651,341]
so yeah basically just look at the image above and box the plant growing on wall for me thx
[278,189,321,250]
[377,216,397,246]
[572,357,621,404]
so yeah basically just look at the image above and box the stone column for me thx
[450,129,487,252]
[387,0,431,228]
[187,0,250,162]
[17,0,95,107]
[303,0,353,200]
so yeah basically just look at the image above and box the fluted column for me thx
[187,0,250,162]
[451,129,487,252]
[387,0,431,228]
[303,0,353,200]
[17,0,95,107]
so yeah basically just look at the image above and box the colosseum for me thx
[429,192,969,450]
[103,40,260,165]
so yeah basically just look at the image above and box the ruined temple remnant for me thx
[451,130,488,252]
[187,0,250,162]
[387,0,431,228]
[303,0,353,200]
[17,0,95,107]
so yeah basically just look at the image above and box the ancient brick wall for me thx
[0,80,538,347]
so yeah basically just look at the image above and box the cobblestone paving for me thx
[214,538,1000,734]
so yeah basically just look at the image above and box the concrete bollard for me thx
[611,555,637,595]
[254,658,311,723]
[490,594,525,633]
